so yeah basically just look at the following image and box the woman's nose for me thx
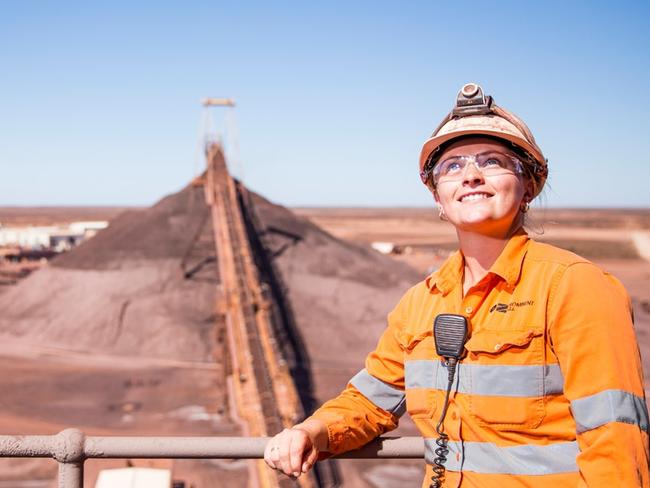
[462,161,485,185]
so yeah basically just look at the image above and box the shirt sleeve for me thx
[548,262,650,487]
[309,288,411,455]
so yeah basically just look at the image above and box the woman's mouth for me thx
[459,192,492,203]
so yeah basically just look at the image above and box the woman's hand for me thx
[264,419,328,478]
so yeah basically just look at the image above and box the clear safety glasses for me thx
[432,151,525,186]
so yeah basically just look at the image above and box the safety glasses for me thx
[432,151,524,186]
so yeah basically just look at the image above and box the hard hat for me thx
[419,83,548,196]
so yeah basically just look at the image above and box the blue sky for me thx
[1,1,648,208]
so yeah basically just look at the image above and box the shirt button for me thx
[465,306,473,314]
[494,343,502,351]
[451,411,458,420]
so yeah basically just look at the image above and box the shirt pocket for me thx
[464,328,546,429]
[397,329,439,419]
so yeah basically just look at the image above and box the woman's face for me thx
[432,137,533,237]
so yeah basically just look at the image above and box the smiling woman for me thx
[263,84,650,488]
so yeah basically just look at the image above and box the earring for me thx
[438,207,448,221]
[520,200,530,213]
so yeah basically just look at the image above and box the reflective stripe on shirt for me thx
[571,389,649,433]
[405,359,564,396]
[424,439,580,475]
[349,369,406,416]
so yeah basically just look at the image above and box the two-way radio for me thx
[430,314,469,488]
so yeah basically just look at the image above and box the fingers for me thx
[279,428,306,477]
[264,427,317,478]
[278,431,293,475]
[263,439,280,469]
[302,445,319,473]
[288,432,306,477]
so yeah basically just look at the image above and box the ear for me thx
[522,178,535,203]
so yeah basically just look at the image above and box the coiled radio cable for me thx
[430,314,468,488]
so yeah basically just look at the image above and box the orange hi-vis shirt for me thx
[311,232,650,487]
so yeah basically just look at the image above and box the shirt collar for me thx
[426,230,529,295]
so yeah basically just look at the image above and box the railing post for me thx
[54,429,85,488]
[58,461,83,488]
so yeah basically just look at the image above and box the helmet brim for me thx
[420,128,545,170]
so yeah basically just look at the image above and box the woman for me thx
[264,83,650,487]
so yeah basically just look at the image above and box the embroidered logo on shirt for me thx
[489,300,534,313]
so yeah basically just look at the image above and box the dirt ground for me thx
[0,351,248,488]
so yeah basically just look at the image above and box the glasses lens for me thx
[476,154,517,173]
[435,158,465,178]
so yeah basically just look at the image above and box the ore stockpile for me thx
[0,146,422,487]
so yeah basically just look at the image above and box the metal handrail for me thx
[0,430,424,488]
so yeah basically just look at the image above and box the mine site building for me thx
[0,221,108,251]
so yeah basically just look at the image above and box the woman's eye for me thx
[482,158,501,167]
[443,161,462,174]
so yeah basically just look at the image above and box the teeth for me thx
[461,193,489,202]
